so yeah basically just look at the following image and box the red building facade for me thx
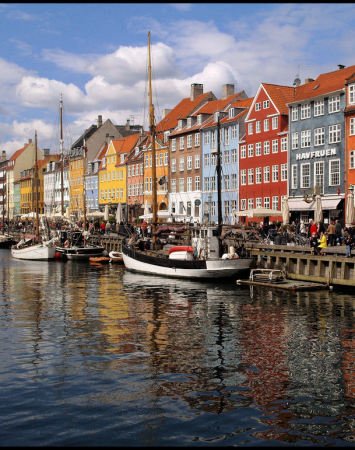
[239,83,294,223]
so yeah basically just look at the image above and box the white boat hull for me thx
[122,250,252,279]
[11,243,56,260]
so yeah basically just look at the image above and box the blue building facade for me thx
[85,160,100,211]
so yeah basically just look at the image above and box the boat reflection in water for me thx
[0,251,354,446]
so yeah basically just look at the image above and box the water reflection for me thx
[0,249,354,446]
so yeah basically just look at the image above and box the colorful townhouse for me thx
[98,134,143,219]
[200,95,252,225]
[43,159,69,216]
[167,84,243,223]
[7,138,43,219]
[344,71,355,216]
[240,83,294,223]
[86,143,107,214]
[126,134,148,223]
[20,153,60,215]
[0,151,7,222]
[287,64,355,224]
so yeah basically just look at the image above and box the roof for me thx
[192,91,246,116]
[155,91,215,133]
[9,143,29,162]
[98,133,142,170]
[289,65,355,103]
[35,154,60,170]
[261,83,295,115]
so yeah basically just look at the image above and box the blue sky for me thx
[0,2,355,157]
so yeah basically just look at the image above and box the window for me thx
[187,155,192,170]
[179,178,184,192]
[264,197,270,209]
[329,159,340,186]
[179,137,184,150]
[281,163,287,181]
[272,139,279,153]
[301,130,311,148]
[281,136,288,152]
[350,117,355,136]
[272,116,278,129]
[159,152,163,166]
[187,177,192,192]
[264,166,270,183]
[211,130,216,149]
[197,114,202,125]
[350,151,355,169]
[231,173,237,189]
[204,131,210,145]
[194,133,200,147]
[171,138,176,152]
[255,102,261,111]
[314,127,325,146]
[291,106,298,121]
[171,179,176,193]
[240,145,246,159]
[328,95,340,113]
[349,84,355,105]
[224,127,230,145]
[211,201,216,216]
[256,121,261,133]
[248,198,254,209]
[314,99,324,116]
[179,157,184,171]
[171,158,176,173]
[164,152,168,166]
[248,122,253,135]
[314,161,324,194]
[272,165,279,182]
[255,167,262,183]
[240,169,246,185]
[255,142,262,156]
[211,153,217,166]
[292,132,299,150]
[301,103,311,119]
[241,199,246,210]
[224,174,230,190]
[264,119,269,131]
[194,154,200,169]
[179,201,184,214]
[210,176,216,191]
[272,196,279,210]
[204,153,210,167]
[329,124,341,143]
[255,197,262,208]
[301,163,311,188]
[195,176,200,191]
[231,148,237,163]
[229,107,235,119]
[248,144,254,158]
[224,200,230,217]
[248,168,254,184]
[187,135,192,148]
[291,164,297,189]
[263,141,270,154]
[263,100,270,109]
[231,125,237,139]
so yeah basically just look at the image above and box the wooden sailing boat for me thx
[11,132,56,260]
[121,32,252,279]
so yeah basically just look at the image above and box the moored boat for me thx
[11,238,56,260]
[0,234,16,249]
[109,250,123,263]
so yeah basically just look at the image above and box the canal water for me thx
[0,249,354,446]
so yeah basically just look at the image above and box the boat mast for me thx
[148,31,157,240]
[60,93,65,216]
[34,131,40,242]
[83,139,87,231]
[216,113,223,236]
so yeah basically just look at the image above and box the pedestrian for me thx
[327,220,336,246]
[100,221,106,234]
[318,231,327,255]
[335,219,342,245]
[300,220,307,236]
[105,221,111,235]
[309,219,318,237]
[344,228,353,257]
[310,232,319,255]
[141,220,147,237]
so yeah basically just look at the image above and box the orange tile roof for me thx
[34,154,60,169]
[192,91,245,116]
[9,143,29,161]
[155,91,214,133]
[290,65,355,103]
[261,83,295,115]
[230,97,254,109]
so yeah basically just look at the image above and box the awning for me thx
[288,197,343,211]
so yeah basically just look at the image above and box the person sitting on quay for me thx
[344,227,354,257]
[318,230,327,255]
[310,232,319,255]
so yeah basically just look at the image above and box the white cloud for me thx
[170,3,192,12]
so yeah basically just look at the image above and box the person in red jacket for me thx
[309,219,318,237]
[100,221,106,234]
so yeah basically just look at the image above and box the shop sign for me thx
[296,148,336,160]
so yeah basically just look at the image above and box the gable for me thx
[245,84,279,122]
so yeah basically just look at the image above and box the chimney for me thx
[190,83,203,101]
[125,119,130,130]
[98,115,103,127]
[162,108,172,118]
[222,84,235,100]
[305,78,314,84]
[43,148,50,157]
[28,138,32,144]
[0,150,6,162]
[338,64,345,70]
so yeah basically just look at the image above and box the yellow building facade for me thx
[69,152,84,219]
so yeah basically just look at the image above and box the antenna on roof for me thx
[338,64,345,70]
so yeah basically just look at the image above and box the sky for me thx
[0,2,355,158]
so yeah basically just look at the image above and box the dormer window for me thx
[102,157,106,167]
[197,114,202,125]
[214,111,220,122]
[120,154,125,164]
[135,146,139,156]
[349,84,355,105]
[187,117,192,127]
[229,108,235,119]
[178,119,183,129]
[164,130,170,143]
